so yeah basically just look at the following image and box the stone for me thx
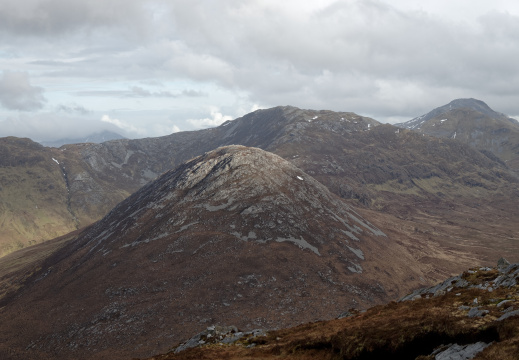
[467,307,489,318]
[497,310,519,322]
[497,257,511,270]
[496,300,513,308]
[434,342,491,360]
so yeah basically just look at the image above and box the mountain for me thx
[0,146,443,359]
[145,260,519,360]
[38,130,126,148]
[1,105,518,267]
[0,137,132,256]
[1,105,519,359]
[396,98,519,170]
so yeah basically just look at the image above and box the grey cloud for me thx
[0,71,47,111]
[56,103,92,115]
[160,1,519,114]
[75,86,207,98]
[181,89,207,97]
[0,0,148,38]
[2,1,519,135]
[128,86,175,98]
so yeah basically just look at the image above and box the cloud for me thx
[0,0,148,38]
[0,112,120,141]
[75,86,207,98]
[56,103,92,115]
[0,71,47,111]
[101,114,145,135]
[187,107,233,129]
[3,0,519,138]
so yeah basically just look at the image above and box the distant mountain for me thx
[1,107,519,359]
[0,146,439,359]
[39,130,126,148]
[396,98,519,170]
[1,106,518,266]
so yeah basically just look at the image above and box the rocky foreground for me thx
[144,259,519,360]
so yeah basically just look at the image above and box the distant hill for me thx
[396,98,519,170]
[39,130,126,148]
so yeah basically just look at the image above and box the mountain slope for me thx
[396,98,519,170]
[0,137,132,256]
[0,107,384,253]
[146,261,519,360]
[0,137,77,255]
[0,145,457,360]
[39,130,126,148]
[1,104,518,266]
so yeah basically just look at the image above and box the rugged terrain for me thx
[0,145,441,360]
[0,103,518,359]
[143,261,519,360]
[2,104,518,260]
[0,137,131,256]
[396,98,519,170]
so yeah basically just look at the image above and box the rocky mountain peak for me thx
[396,98,513,130]
[0,145,395,359]
[83,145,385,259]
[395,98,519,170]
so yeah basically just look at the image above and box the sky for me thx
[1,0,519,141]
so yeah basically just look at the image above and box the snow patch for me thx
[296,176,304,181]
[52,158,59,165]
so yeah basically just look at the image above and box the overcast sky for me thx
[1,0,519,141]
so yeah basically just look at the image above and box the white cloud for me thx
[0,71,46,111]
[101,114,145,135]
[187,107,233,129]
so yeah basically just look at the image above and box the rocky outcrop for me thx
[143,262,519,360]
[400,258,519,301]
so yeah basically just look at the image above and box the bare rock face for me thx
[90,145,385,261]
[0,145,398,360]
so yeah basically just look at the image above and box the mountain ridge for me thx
[1,104,518,272]
[39,130,126,148]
